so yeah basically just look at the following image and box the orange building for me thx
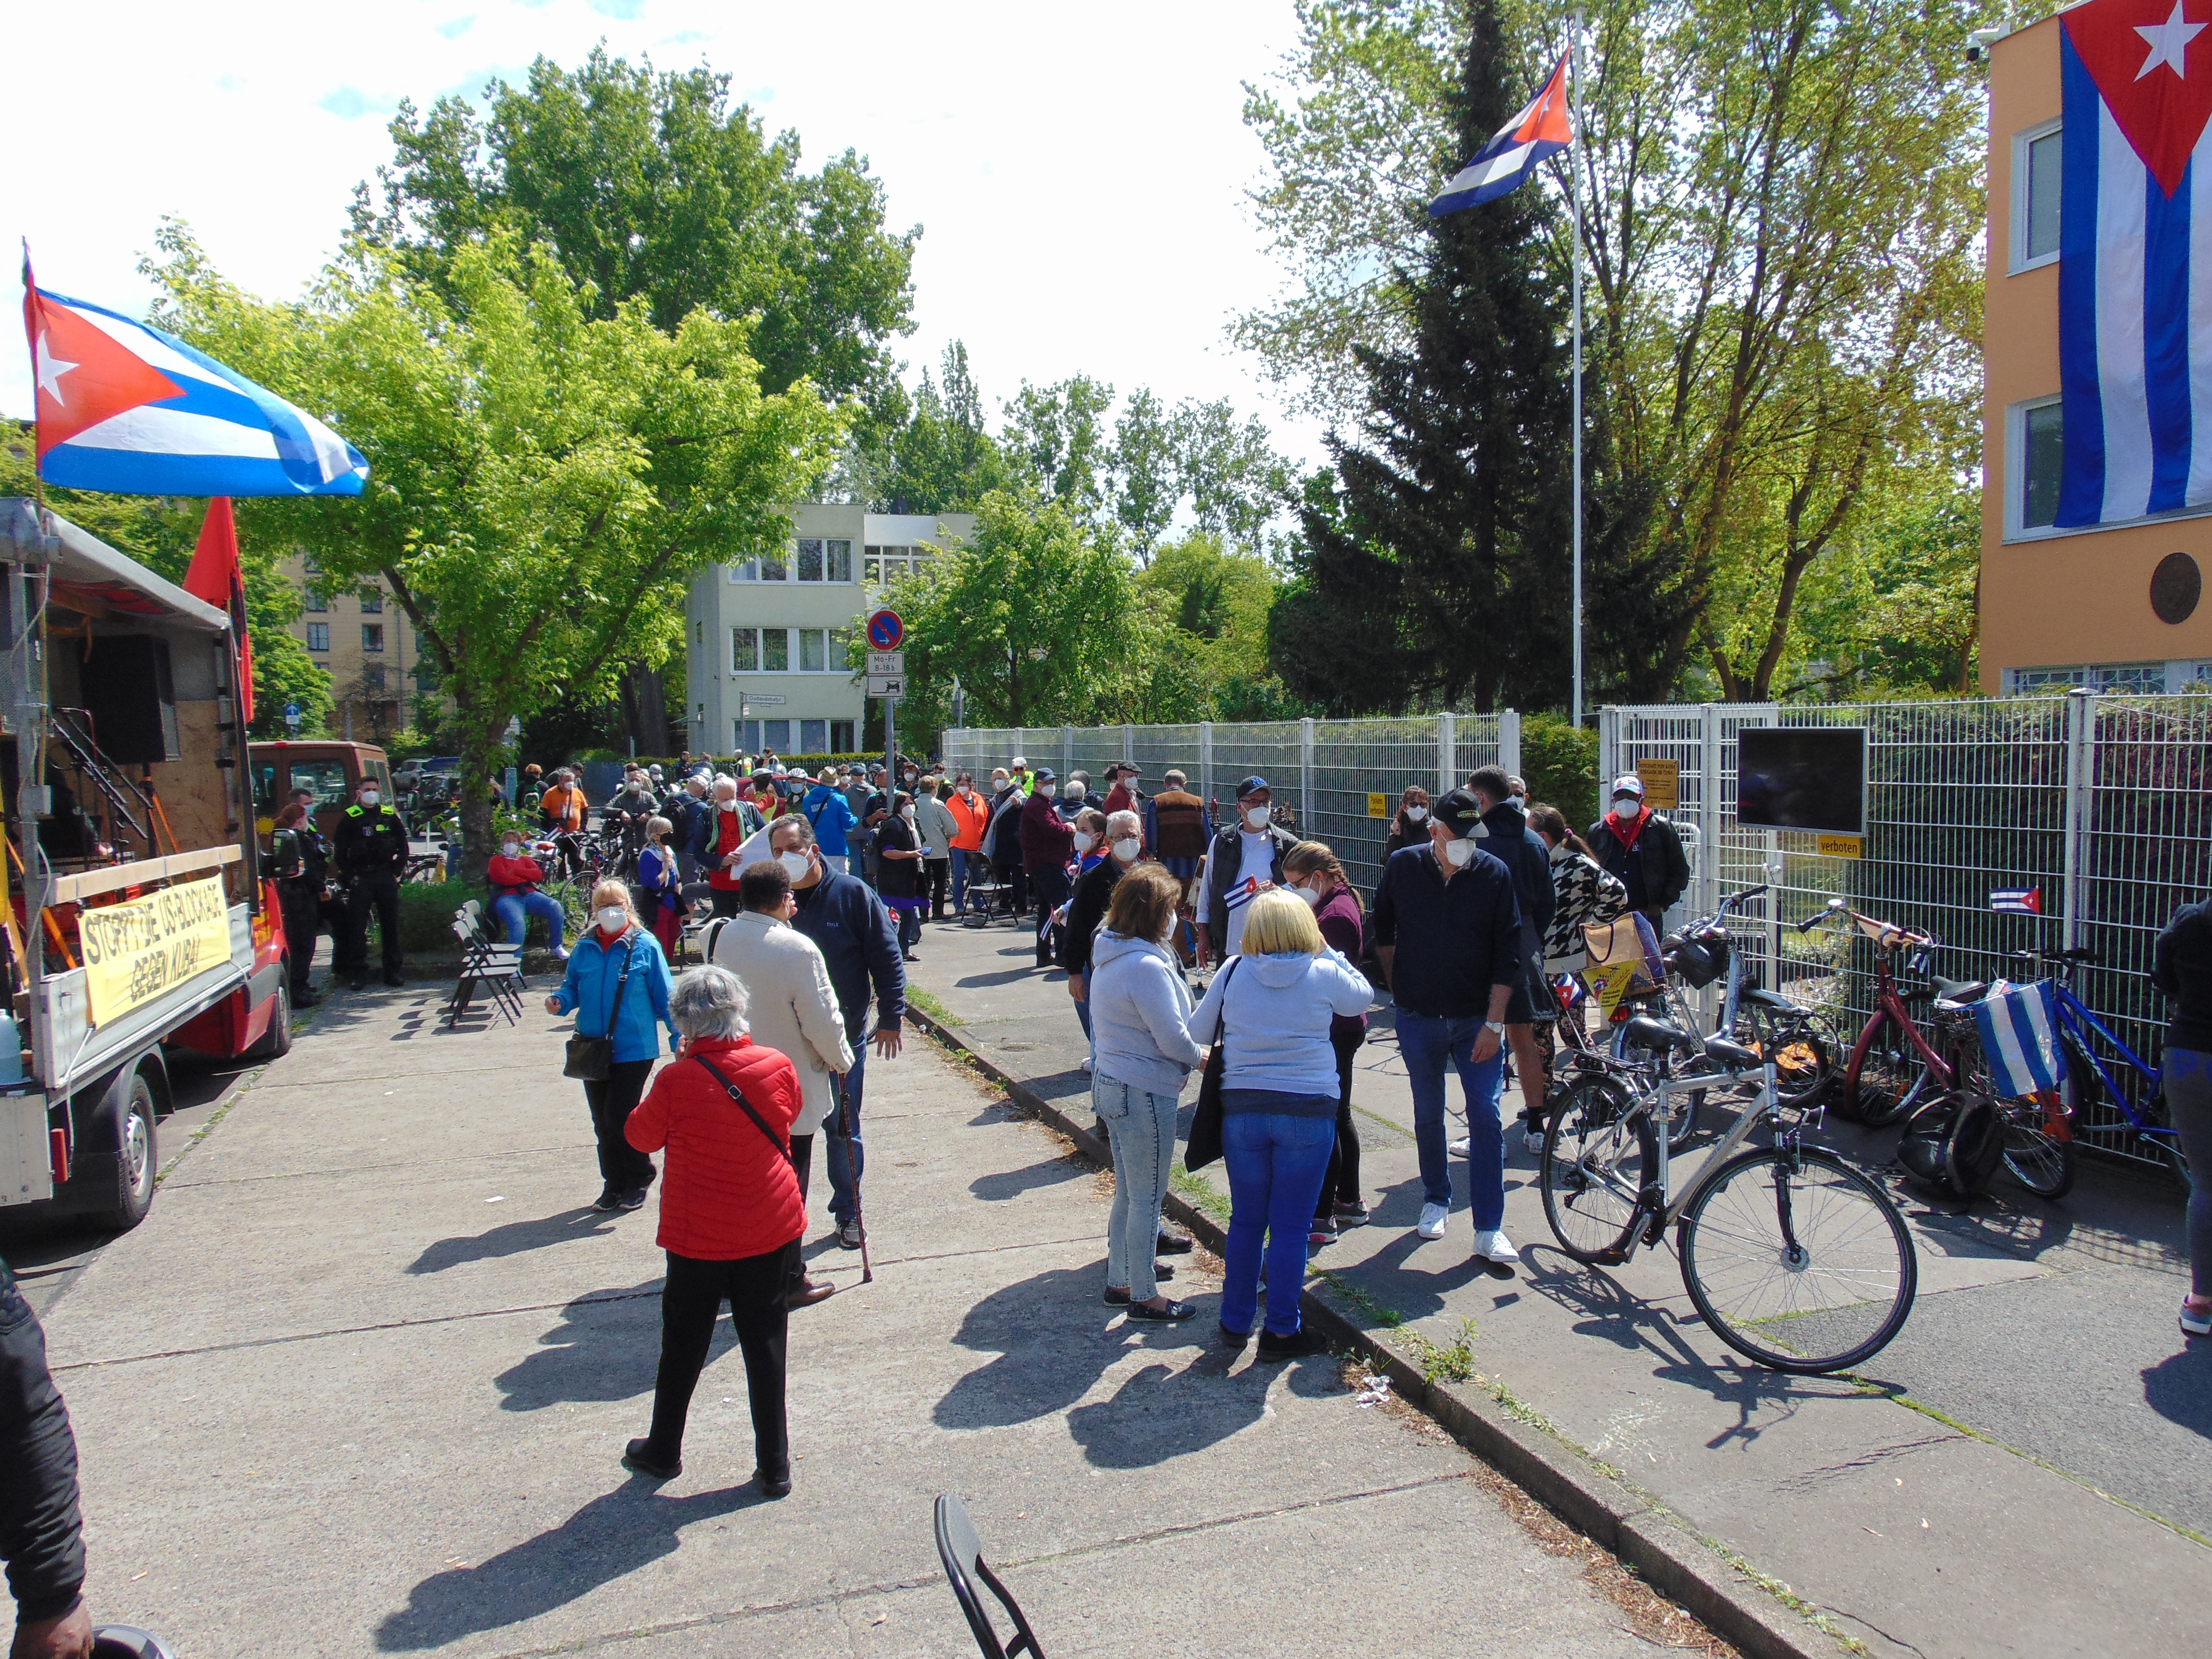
[1981,12,2212,692]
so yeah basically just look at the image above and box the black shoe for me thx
[1103,1286,1131,1306]
[350,975,368,993]
[622,1438,680,1480]
[591,1186,621,1213]
[755,1469,792,1499]
[291,988,321,1008]
[1256,1325,1330,1361]
[1218,1322,1252,1352]
[902,951,919,962]
[1154,1261,1174,1282]
[836,1218,864,1250]
[1155,1227,1194,1255]
[383,972,406,988]
[620,1185,651,1210]
[1127,1298,1197,1322]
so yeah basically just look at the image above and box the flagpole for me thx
[1570,9,1585,731]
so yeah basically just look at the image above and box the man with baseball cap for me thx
[1372,787,1526,1267]
[1194,776,1300,968]
[1587,773,1690,937]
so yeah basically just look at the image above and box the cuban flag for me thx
[22,261,367,498]
[1990,886,2044,915]
[1429,54,1572,217]
[1974,980,2063,1101]
[2056,0,2212,526]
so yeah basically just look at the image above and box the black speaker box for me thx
[83,635,180,765]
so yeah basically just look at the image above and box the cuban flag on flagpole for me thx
[1429,53,1573,216]
[2056,0,2212,526]
[21,252,367,498]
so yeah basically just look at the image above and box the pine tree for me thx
[1278,0,1571,715]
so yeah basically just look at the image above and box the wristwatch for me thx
[1484,1021,1506,1036]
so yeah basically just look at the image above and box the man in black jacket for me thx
[1,1259,91,1659]
[1469,766,1556,1154]
[334,778,410,991]
[1059,810,1146,1055]
[1586,774,1691,936]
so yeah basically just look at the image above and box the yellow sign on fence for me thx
[1367,793,1389,819]
[79,876,231,1027]
[1635,758,1680,811]
[1817,834,1864,860]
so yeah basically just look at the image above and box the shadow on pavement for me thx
[373,1482,760,1650]
[1067,1351,1343,1469]
[2142,1345,2212,1439]
[495,1282,665,1412]
[936,1264,1140,1429]
[969,1156,1089,1203]
[405,1208,617,1275]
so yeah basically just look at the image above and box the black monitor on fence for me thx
[1736,726,1866,838]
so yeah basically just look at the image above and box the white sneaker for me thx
[1448,1136,1472,1158]
[1523,1130,1547,1155]
[1473,1228,1520,1264]
[1416,1202,1449,1240]
[1080,1056,1094,1073]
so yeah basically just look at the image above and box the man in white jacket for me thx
[710,857,857,1308]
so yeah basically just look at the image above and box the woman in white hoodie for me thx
[1088,864,1207,1322]
[1187,889,1374,1358]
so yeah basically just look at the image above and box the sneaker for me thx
[1218,1321,1252,1352]
[1449,1136,1471,1158]
[552,945,570,963]
[1256,1325,1330,1361]
[1416,1201,1449,1241]
[2184,1300,2212,1338]
[1523,1130,1547,1156]
[590,1186,621,1213]
[1332,1200,1370,1226]
[1080,1056,1094,1073]
[1472,1228,1520,1264]
[836,1218,865,1250]
[619,1186,651,1210]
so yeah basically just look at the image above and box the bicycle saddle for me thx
[1932,976,1988,1005]
[1703,1033,1764,1070]
[1623,1015,1697,1052]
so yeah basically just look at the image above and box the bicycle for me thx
[1539,1021,1919,1374]
[1799,897,1978,1127]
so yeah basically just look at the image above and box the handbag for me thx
[694,1054,794,1166]
[563,930,639,1082]
[1183,958,1241,1172]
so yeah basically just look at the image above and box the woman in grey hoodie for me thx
[1088,864,1207,1322]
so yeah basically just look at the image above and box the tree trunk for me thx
[617,663,670,756]
[455,703,504,889]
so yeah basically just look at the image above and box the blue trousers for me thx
[493,890,566,951]
[1399,1012,1507,1229]
[951,847,972,911]
[826,1039,867,1224]
[1219,1108,1336,1337]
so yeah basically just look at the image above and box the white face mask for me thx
[359,792,379,808]
[1444,837,1476,868]
[1112,836,1141,863]
[778,850,811,881]
[958,786,973,798]
[1611,797,1641,820]
[1073,831,1096,854]
[1294,881,1323,908]
[596,906,628,932]
[901,805,915,820]
[501,842,520,857]
[1405,805,1428,823]
[1243,805,1270,830]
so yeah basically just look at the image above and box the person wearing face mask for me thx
[1282,842,1372,1244]
[985,767,1031,919]
[1055,776,1090,823]
[334,778,410,991]
[546,881,678,1212]
[1372,787,1526,1266]
[1019,768,1078,971]
[1464,766,1556,1165]
[636,816,687,956]
[695,779,756,918]
[1586,774,1690,938]
[488,827,571,962]
[1194,777,1301,970]
[1060,809,1148,1053]
[874,792,927,960]
[1144,769,1207,959]
[943,772,991,917]
[912,777,961,922]
[1384,787,1433,869]
[671,775,712,883]
[765,815,905,1250]
[799,769,859,879]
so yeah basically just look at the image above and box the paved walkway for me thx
[903,910,2212,1659]
[25,978,1726,1657]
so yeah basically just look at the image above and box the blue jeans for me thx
[826,1039,866,1224]
[1220,1107,1336,1336]
[1399,1012,1507,1228]
[951,847,972,911]
[1094,1075,1178,1300]
[492,890,566,951]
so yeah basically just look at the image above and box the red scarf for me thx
[1610,804,1652,849]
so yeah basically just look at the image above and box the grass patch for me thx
[1311,1268,1405,1328]
[905,985,960,1027]
[1403,1316,1480,1383]
[1168,1160,1231,1224]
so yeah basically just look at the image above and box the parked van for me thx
[249,741,393,845]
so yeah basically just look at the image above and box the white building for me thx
[684,505,975,757]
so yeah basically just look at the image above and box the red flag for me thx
[183,498,254,725]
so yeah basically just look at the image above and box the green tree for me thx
[1003,377,1117,520]
[1109,389,1179,564]
[1173,399,1298,562]
[878,343,1010,511]
[143,223,837,877]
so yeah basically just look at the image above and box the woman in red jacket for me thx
[621,963,805,1496]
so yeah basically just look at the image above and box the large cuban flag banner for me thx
[22,272,367,498]
[2058,0,2212,526]
[1429,53,1572,216]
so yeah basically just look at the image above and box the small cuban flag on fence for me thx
[2056,0,2212,526]
[1974,980,2064,1102]
[1990,886,2044,915]
[1429,53,1573,216]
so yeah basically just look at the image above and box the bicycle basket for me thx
[1662,926,1731,990]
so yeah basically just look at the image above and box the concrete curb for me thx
[904,1004,1848,1659]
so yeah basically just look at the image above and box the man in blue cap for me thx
[1194,776,1301,968]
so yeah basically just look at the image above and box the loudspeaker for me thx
[83,635,179,765]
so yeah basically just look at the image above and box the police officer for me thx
[267,804,325,1008]
[335,777,409,991]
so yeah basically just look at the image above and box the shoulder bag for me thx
[1183,957,1242,1172]
[694,1054,794,1166]
[563,931,639,1082]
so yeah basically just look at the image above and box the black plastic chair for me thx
[934,1494,1043,1659]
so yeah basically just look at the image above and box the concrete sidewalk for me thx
[902,911,2212,1659]
[26,977,1734,1657]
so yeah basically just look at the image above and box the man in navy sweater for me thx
[1372,787,1525,1267]
[768,815,905,1250]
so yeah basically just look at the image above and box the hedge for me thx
[341,879,581,956]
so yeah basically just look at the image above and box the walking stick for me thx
[835,1073,873,1284]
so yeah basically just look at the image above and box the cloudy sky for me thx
[3,0,1333,472]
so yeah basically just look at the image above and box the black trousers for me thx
[583,1059,657,1192]
[278,879,321,992]
[1317,1025,1365,1218]
[645,1240,800,1475]
[923,859,950,917]
[341,874,403,976]
[710,888,743,919]
[1029,864,1070,966]
[789,1133,814,1204]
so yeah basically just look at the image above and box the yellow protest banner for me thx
[79,876,232,1026]
[1367,793,1389,818]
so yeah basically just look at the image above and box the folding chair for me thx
[933,1495,1043,1659]
[444,907,524,1027]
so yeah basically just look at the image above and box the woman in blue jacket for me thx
[800,773,860,874]
[546,879,679,1212]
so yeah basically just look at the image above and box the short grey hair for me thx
[1107,809,1141,839]
[669,964,750,1040]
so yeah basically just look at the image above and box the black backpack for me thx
[1897,1092,2005,1199]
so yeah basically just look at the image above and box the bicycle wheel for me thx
[1540,1075,1656,1263]
[1678,1145,1917,1374]
[1852,1015,1936,1127]
[1997,1101,2076,1199]
[1742,1008,1836,1110]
